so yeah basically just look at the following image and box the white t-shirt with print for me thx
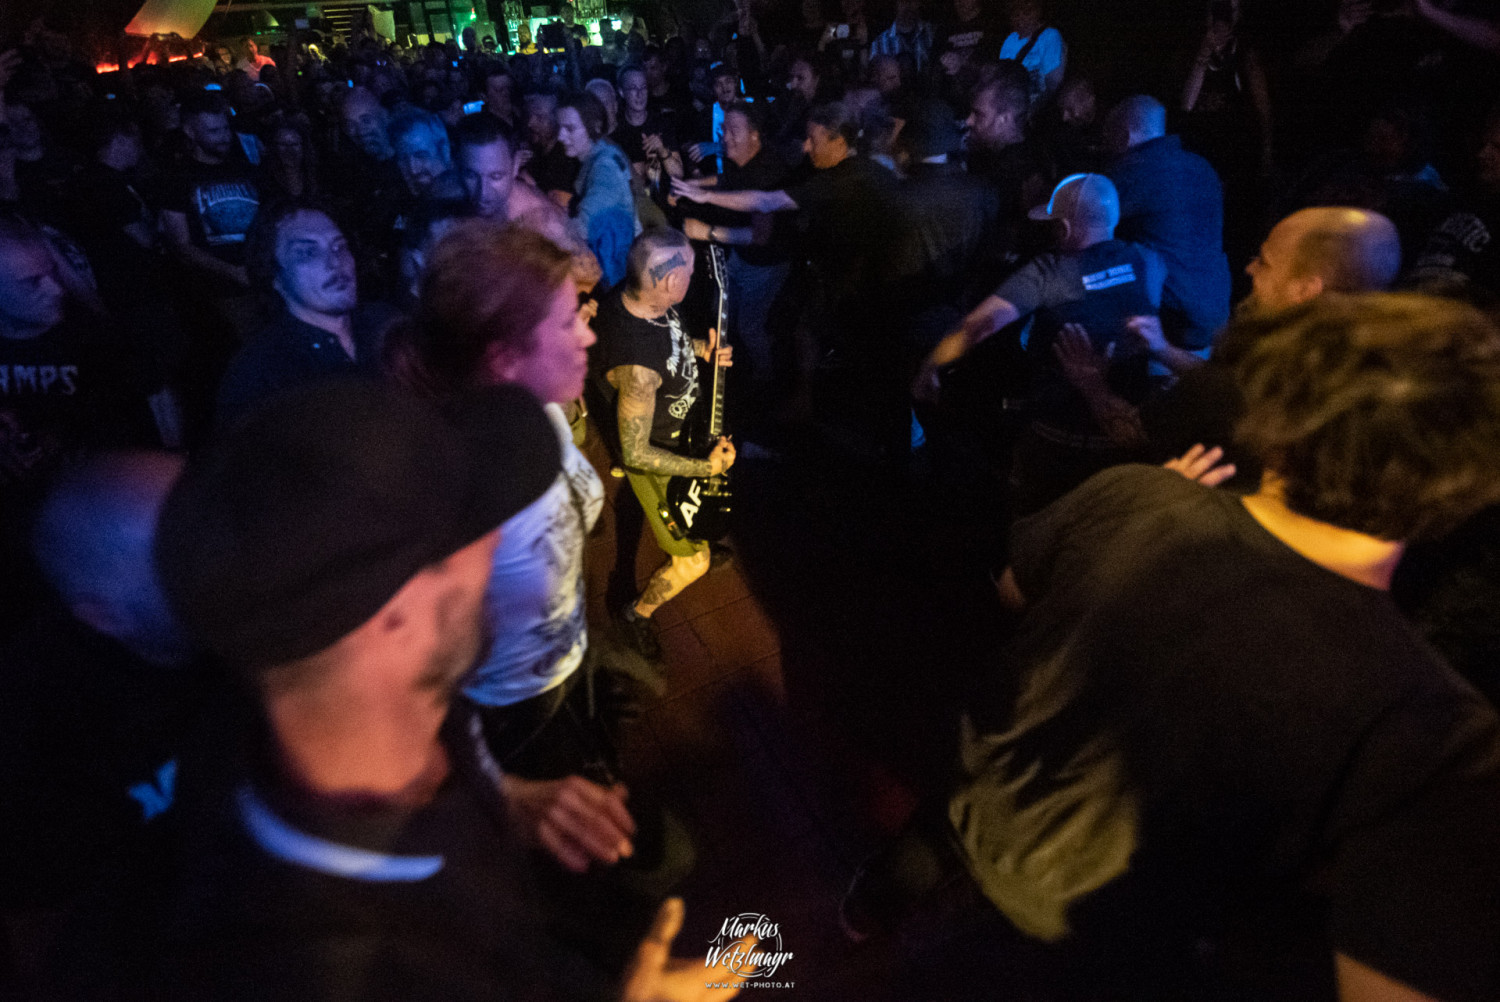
[464,403,604,707]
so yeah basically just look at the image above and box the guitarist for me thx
[594,227,735,660]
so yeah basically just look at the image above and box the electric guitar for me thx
[662,244,733,542]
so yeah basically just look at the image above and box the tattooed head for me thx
[626,227,694,299]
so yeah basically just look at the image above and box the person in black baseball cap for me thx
[157,376,560,671]
[139,377,736,1001]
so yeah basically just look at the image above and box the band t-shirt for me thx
[937,12,1003,63]
[465,404,604,708]
[0,320,156,489]
[1409,195,1500,298]
[592,287,699,450]
[951,465,1500,1001]
[160,158,261,267]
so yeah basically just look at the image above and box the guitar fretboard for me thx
[707,245,729,440]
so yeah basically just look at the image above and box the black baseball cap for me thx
[155,377,560,667]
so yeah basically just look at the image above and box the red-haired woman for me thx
[386,222,612,783]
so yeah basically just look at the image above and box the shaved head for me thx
[1105,95,1167,153]
[1244,208,1401,315]
[1283,208,1402,294]
[626,227,693,296]
[34,451,192,666]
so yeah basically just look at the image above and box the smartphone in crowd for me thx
[463,99,485,115]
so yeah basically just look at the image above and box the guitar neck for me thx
[707,246,729,440]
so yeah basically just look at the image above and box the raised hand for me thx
[1164,444,1237,487]
[501,774,635,873]
[1052,323,1110,391]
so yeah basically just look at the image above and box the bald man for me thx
[1105,95,1231,352]
[1,452,199,919]
[592,229,734,660]
[1141,207,1403,479]
[330,87,405,293]
[915,173,1167,513]
[1241,207,1403,315]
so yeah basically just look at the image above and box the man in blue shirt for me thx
[1104,95,1232,353]
[871,0,934,73]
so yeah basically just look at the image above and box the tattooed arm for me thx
[610,365,717,478]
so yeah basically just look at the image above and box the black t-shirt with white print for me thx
[1409,191,1500,301]
[0,319,157,490]
[591,286,699,451]
[161,157,261,267]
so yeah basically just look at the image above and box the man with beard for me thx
[141,378,717,1000]
[159,89,260,293]
[1138,206,1402,484]
[965,78,1052,261]
[390,107,455,202]
[215,203,397,429]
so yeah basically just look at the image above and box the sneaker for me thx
[614,603,663,662]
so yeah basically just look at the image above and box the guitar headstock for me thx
[708,242,727,291]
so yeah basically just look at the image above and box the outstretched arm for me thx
[912,295,1022,399]
[1124,315,1208,375]
[671,177,798,214]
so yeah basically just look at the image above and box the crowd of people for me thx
[2,0,1500,999]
